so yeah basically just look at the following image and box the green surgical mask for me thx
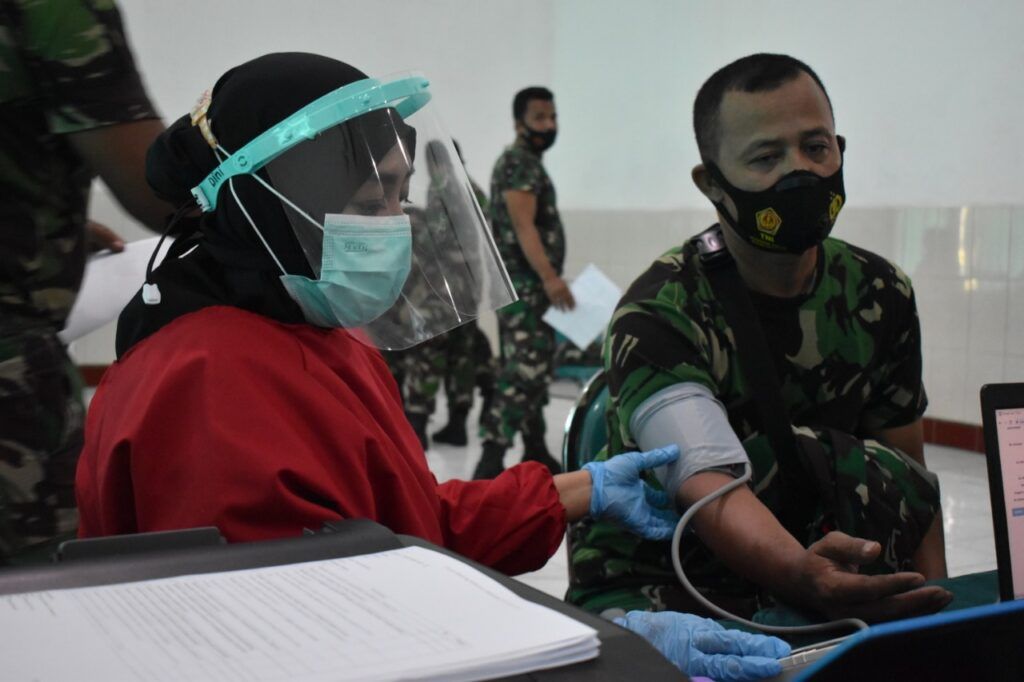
[280,213,412,328]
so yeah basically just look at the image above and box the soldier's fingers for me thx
[811,531,880,566]
[825,570,927,604]
[840,585,952,623]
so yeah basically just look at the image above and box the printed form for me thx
[997,407,1024,599]
[542,263,622,350]
[0,546,598,681]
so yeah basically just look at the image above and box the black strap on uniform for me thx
[696,225,818,537]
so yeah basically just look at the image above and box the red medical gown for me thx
[76,306,564,575]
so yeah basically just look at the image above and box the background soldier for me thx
[0,0,169,563]
[472,87,572,479]
[401,141,495,449]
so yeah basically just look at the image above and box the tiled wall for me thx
[71,204,1022,427]
[558,206,1024,426]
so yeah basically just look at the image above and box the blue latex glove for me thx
[582,445,680,541]
[614,611,790,682]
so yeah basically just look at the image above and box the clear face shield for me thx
[191,73,516,350]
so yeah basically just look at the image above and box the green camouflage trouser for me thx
[0,326,84,564]
[479,289,553,448]
[404,322,482,416]
[567,427,941,617]
[554,336,603,368]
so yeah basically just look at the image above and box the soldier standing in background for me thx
[472,87,572,479]
[0,0,169,563]
[402,140,495,449]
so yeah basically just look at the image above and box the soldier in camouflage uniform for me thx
[0,0,165,563]
[569,54,950,622]
[401,145,495,449]
[472,87,570,479]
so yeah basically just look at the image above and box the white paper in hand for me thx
[59,236,174,343]
[542,263,622,350]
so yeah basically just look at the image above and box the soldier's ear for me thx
[691,164,724,202]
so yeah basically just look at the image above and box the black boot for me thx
[405,411,429,451]
[521,434,563,475]
[433,407,469,446]
[472,442,507,480]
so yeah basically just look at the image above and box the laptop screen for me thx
[995,407,1024,599]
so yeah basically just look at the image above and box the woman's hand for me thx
[582,446,680,540]
[615,611,790,681]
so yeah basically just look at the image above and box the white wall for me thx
[547,0,1024,210]
[79,0,1024,425]
[119,0,554,199]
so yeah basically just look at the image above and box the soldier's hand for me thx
[542,275,575,311]
[793,531,952,622]
[85,220,126,253]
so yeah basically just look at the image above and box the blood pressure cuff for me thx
[630,382,749,497]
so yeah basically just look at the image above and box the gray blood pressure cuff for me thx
[629,382,749,497]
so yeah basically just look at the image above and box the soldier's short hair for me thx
[693,54,832,162]
[513,87,554,122]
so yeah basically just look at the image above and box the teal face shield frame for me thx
[190,75,432,212]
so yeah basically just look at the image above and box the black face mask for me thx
[706,138,846,254]
[520,124,556,153]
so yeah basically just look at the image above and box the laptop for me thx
[980,382,1024,602]
[768,384,1024,680]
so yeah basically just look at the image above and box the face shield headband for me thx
[190,75,431,213]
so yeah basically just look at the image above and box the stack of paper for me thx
[0,546,599,681]
[60,236,175,343]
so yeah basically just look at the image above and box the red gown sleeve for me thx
[434,462,566,576]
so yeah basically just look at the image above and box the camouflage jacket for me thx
[489,138,564,294]
[569,232,929,602]
[604,232,927,458]
[0,0,157,330]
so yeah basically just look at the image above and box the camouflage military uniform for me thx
[479,139,565,448]
[403,179,494,419]
[568,232,940,615]
[404,324,494,416]
[0,0,157,562]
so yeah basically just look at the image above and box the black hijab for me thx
[118,52,409,357]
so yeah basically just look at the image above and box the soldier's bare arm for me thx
[68,118,173,232]
[676,470,952,622]
[871,418,948,580]
[504,189,575,310]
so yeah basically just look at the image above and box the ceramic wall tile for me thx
[970,206,1012,279]
[897,207,968,280]
[917,276,971,351]
[834,207,903,265]
[923,347,968,421]
[1005,355,1024,383]
[967,279,1009,356]
[962,352,1006,424]
[1009,206,1024,279]
[1007,280,1024,358]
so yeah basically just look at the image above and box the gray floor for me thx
[421,381,998,599]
